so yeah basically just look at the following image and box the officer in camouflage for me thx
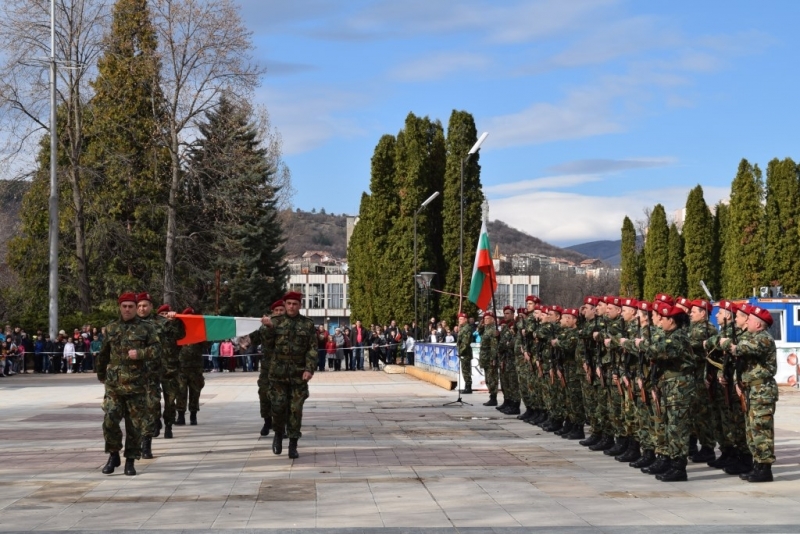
[259,291,317,459]
[154,304,185,440]
[551,307,585,439]
[176,308,205,426]
[477,311,499,406]
[257,299,285,436]
[456,312,473,394]
[97,292,162,476]
[720,305,778,483]
[135,292,164,459]
[496,306,521,415]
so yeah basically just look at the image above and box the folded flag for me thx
[468,219,497,312]
[177,315,263,345]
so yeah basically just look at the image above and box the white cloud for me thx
[486,185,730,245]
[545,157,676,175]
[389,52,490,82]
[484,174,602,195]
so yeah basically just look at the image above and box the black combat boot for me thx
[605,436,628,456]
[631,449,655,468]
[708,446,734,469]
[580,433,601,447]
[642,454,670,475]
[460,386,473,394]
[272,430,283,455]
[483,394,498,407]
[746,462,773,483]
[164,424,173,439]
[190,411,197,425]
[504,400,521,415]
[153,418,162,438]
[530,411,545,425]
[589,434,614,451]
[657,457,688,482]
[288,438,299,459]
[544,418,563,432]
[724,452,753,476]
[566,424,586,440]
[495,398,509,411]
[141,437,153,459]
[617,439,641,462]
[688,435,698,457]
[691,445,716,463]
[554,421,572,436]
[517,407,535,420]
[124,458,136,476]
[260,417,272,436]
[176,412,186,425]
[102,452,121,474]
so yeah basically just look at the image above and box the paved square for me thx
[1,369,799,533]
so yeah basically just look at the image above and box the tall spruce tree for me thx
[184,94,287,315]
[347,193,377,324]
[665,222,687,297]
[643,204,669,300]
[682,185,714,299]
[384,113,446,324]
[619,216,639,297]
[764,158,800,293]
[83,0,169,297]
[710,201,727,299]
[722,159,765,298]
[440,111,484,321]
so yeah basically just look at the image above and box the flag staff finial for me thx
[481,200,489,222]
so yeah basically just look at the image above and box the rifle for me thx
[720,319,733,408]
[594,316,605,387]
[637,317,647,404]
[622,347,634,401]
[607,320,624,397]
[704,319,715,403]
[646,322,662,417]
[732,323,748,413]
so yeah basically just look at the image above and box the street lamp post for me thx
[416,272,436,340]
[414,191,440,336]
[459,132,489,311]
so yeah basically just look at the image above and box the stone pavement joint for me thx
[1,371,800,532]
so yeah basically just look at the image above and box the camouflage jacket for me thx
[645,326,693,376]
[456,324,473,359]
[687,320,718,373]
[577,317,600,366]
[555,325,579,366]
[96,316,162,395]
[599,316,622,366]
[724,329,777,384]
[477,323,498,367]
[260,313,317,377]
[179,343,205,369]
[498,322,516,361]
[535,322,560,370]
[155,314,186,378]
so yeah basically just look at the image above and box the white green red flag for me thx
[176,315,263,345]
[468,219,497,311]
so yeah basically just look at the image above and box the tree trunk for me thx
[68,70,90,314]
[163,127,181,307]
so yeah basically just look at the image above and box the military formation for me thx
[467,293,778,483]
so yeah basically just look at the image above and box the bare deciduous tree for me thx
[151,0,264,306]
[0,0,108,312]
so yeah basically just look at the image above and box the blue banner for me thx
[414,343,459,380]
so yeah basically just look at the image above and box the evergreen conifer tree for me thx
[722,159,765,298]
[643,204,669,300]
[440,111,484,321]
[347,193,377,324]
[710,201,727,299]
[619,216,639,297]
[665,222,687,297]
[764,158,800,293]
[682,185,714,299]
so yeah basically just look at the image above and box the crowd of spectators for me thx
[0,323,103,377]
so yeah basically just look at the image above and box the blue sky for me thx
[241,0,799,246]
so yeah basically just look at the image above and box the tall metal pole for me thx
[459,157,465,312]
[413,210,418,338]
[48,0,59,339]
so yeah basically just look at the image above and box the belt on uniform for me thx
[745,379,765,388]
[660,370,684,380]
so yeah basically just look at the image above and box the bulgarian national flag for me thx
[176,315,263,345]
[468,219,497,311]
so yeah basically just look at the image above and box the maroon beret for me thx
[270,300,285,311]
[282,291,303,303]
[118,292,137,304]
[157,304,171,314]
[136,292,153,303]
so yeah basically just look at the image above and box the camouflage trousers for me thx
[607,372,624,436]
[258,363,272,419]
[633,381,656,450]
[177,367,205,413]
[592,380,612,435]
[270,377,310,439]
[711,378,748,453]
[662,376,693,459]
[459,354,472,389]
[141,377,162,437]
[102,391,147,459]
[745,380,778,464]
[565,363,585,425]
[514,354,536,409]
[162,376,180,426]
[691,375,717,449]
[581,373,598,433]
[482,360,499,395]
[531,364,546,410]
[499,356,519,402]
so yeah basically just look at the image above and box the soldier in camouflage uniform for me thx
[514,307,537,421]
[686,299,719,464]
[522,298,547,424]
[259,291,317,459]
[720,305,778,483]
[154,304,185,440]
[477,312,499,406]
[578,297,605,447]
[456,312,473,394]
[608,298,641,463]
[552,308,585,439]
[588,298,615,451]
[598,297,626,455]
[97,292,162,476]
[257,300,285,436]
[135,292,164,459]
[496,307,520,415]
[704,300,749,471]
[638,302,693,482]
[176,308,205,426]
[540,306,565,432]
